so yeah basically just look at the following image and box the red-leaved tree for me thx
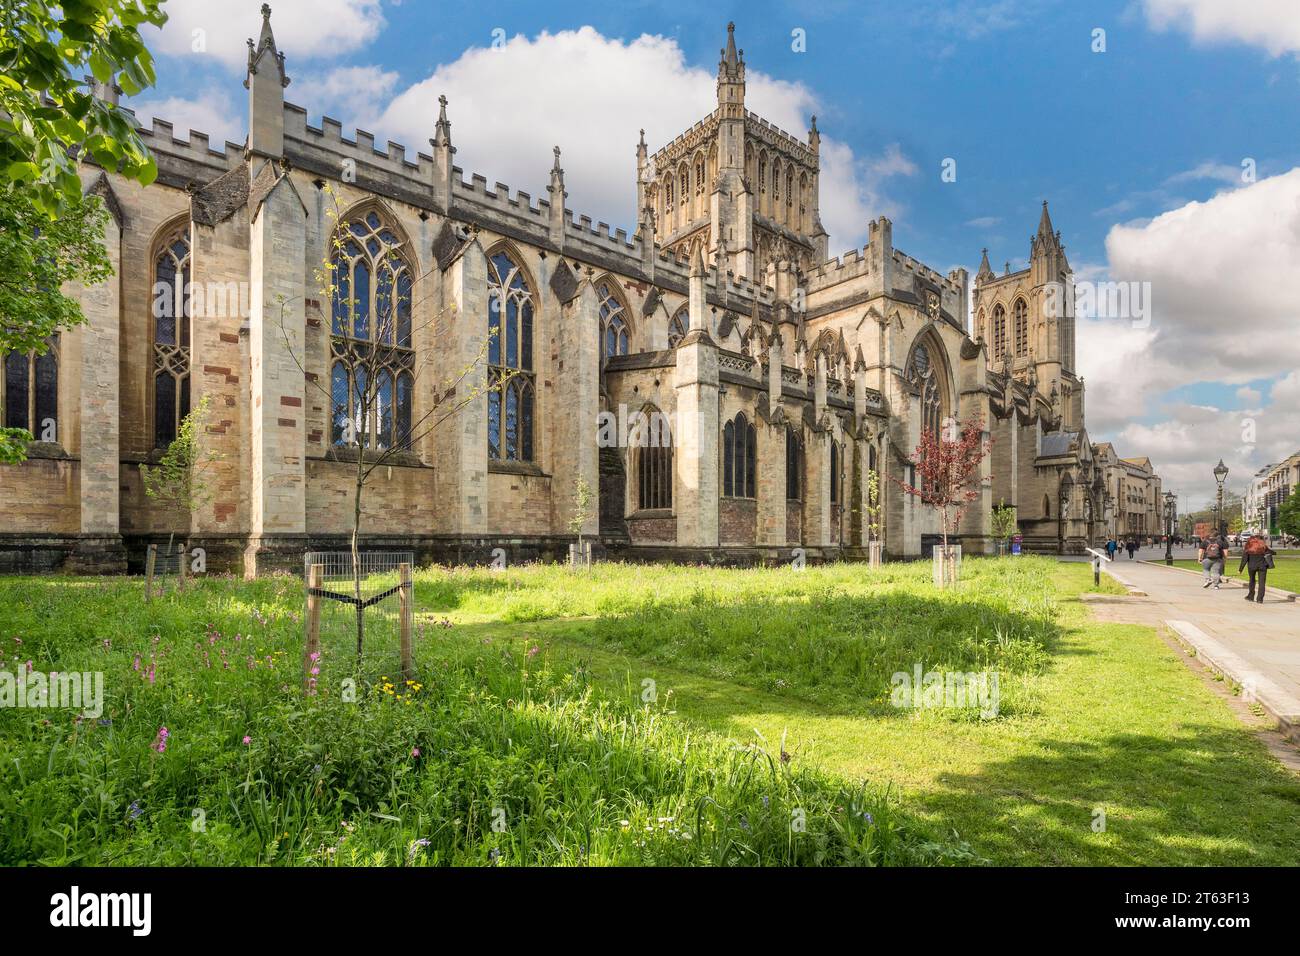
[892,416,993,553]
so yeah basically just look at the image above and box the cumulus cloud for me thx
[147,0,386,69]
[126,88,245,149]
[1103,167,1300,386]
[371,27,908,247]
[1106,388,1300,505]
[291,66,399,129]
[1142,0,1300,57]
[1077,167,1300,502]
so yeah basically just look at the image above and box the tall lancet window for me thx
[486,249,535,462]
[329,210,415,451]
[2,339,58,440]
[992,304,1007,360]
[152,229,191,449]
[668,306,689,348]
[597,280,630,363]
[723,412,757,498]
[1013,298,1029,357]
[909,340,944,441]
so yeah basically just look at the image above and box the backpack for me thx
[1204,540,1223,560]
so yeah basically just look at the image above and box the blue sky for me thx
[131,0,1300,505]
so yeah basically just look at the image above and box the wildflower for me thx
[411,747,420,758]
[127,801,143,821]
[242,736,252,746]
[152,726,170,754]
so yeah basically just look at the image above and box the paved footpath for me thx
[1080,546,1300,741]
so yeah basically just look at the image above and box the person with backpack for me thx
[1238,534,1276,603]
[1199,532,1229,589]
[1105,537,1118,561]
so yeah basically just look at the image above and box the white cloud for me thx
[1103,168,1300,386]
[1143,0,1300,57]
[372,27,906,248]
[1163,161,1249,187]
[1107,390,1300,506]
[126,88,245,149]
[1079,168,1300,502]
[291,66,399,129]
[148,0,386,69]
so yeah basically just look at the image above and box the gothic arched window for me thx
[992,304,1007,360]
[2,340,58,441]
[487,248,535,462]
[1013,298,1029,357]
[786,428,802,500]
[637,406,673,510]
[330,209,415,451]
[723,412,757,498]
[668,307,689,348]
[908,339,945,441]
[598,280,630,363]
[694,156,705,195]
[152,229,191,449]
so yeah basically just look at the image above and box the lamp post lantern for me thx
[1213,459,1229,537]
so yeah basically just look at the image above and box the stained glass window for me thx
[153,229,190,448]
[330,210,414,451]
[488,249,535,462]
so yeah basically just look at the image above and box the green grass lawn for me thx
[1171,556,1300,593]
[1,557,1297,866]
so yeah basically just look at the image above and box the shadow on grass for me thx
[922,726,1300,866]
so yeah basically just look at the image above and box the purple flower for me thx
[242,735,251,746]
[152,726,170,754]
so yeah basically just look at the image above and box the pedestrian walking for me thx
[1199,532,1229,589]
[1105,537,1117,561]
[1238,534,1276,604]
[1126,538,1137,559]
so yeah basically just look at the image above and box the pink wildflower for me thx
[152,726,170,753]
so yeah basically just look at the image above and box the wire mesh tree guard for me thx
[143,542,191,600]
[302,551,415,695]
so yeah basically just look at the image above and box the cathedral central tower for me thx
[639,23,828,280]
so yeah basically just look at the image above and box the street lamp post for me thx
[1163,491,1176,565]
[1213,459,1229,537]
